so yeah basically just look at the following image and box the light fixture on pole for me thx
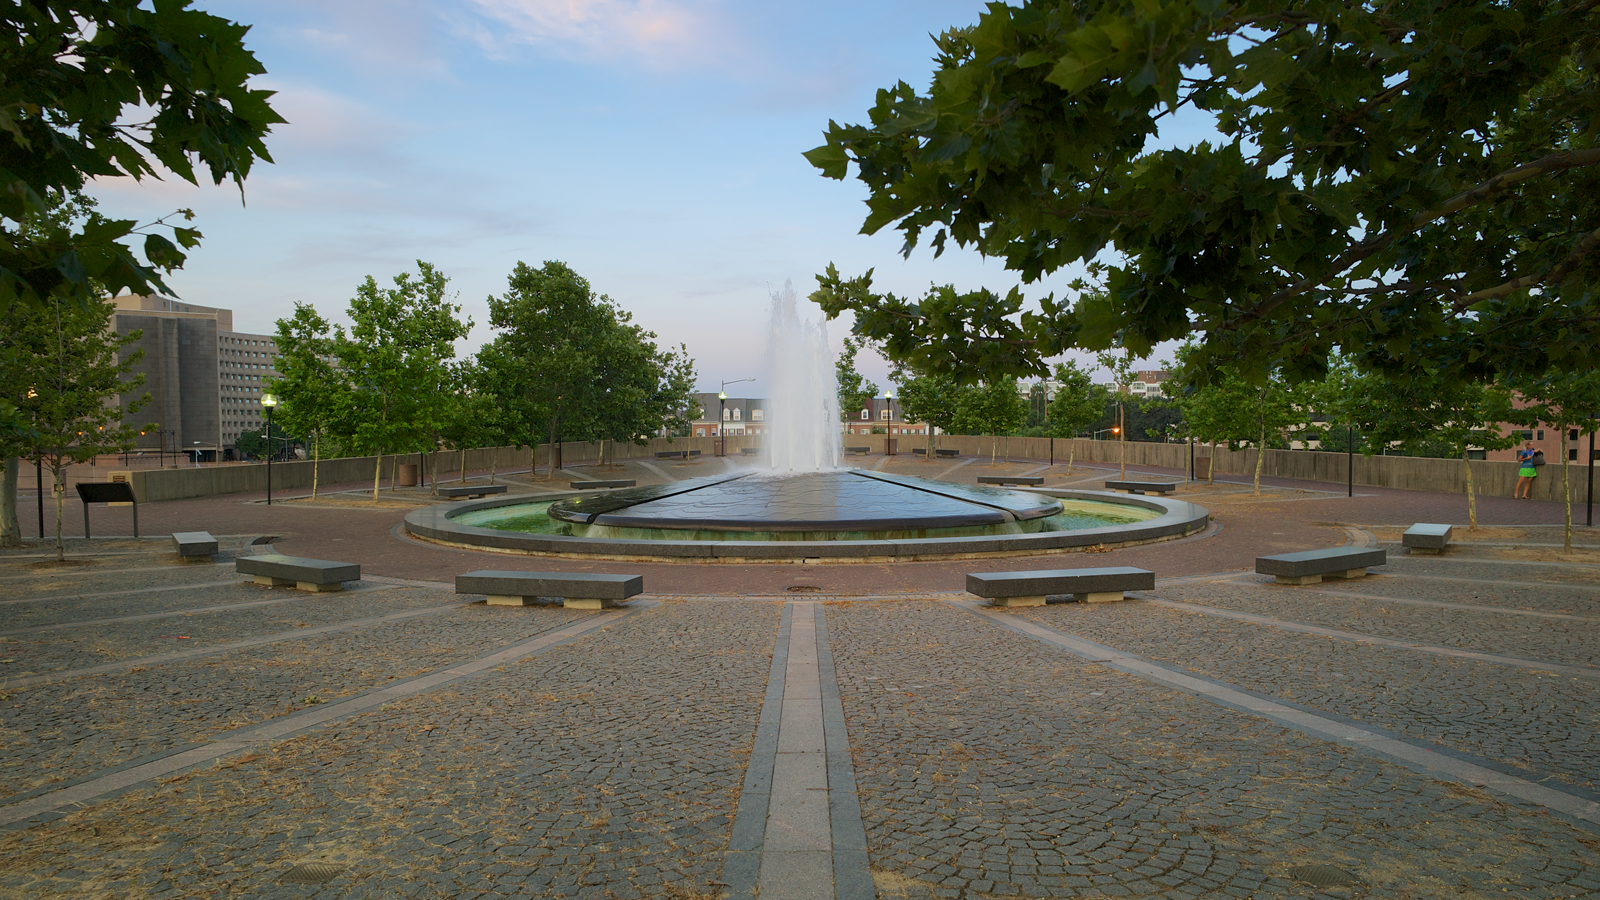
[884,388,896,456]
[261,393,278,505]
[718,378,755,457]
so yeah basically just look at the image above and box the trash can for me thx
[398,463,419,487]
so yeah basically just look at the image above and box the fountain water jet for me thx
[764,282,841,473]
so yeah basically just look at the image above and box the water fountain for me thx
[404,286,1209,560]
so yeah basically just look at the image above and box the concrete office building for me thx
[111,295,282,460]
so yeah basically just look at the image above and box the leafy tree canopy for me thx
[2,1,283,314]
[807,0,1598,385]
[836,335,879,421]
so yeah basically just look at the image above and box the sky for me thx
[90,0,1177,394]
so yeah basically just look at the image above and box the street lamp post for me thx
[884,388,896,456]
[261,393,278,505]
[718,378,755,457]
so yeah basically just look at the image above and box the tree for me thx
[1354,372,1517,529]
[2,1,283,316]
[1044,360,1102,473]
[1,292,148,559]
[806,0,1599,387]
[269,303,348,499]
[1170,344,1304,493]
[891,369,961,456]
[481,261,695,479]
[953,377,1027,462]
[835,336,879,421]
[1505,367,1600,551]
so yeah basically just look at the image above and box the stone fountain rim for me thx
[403,487,1210,561]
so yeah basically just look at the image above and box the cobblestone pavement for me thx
[826,600,1600,899]
[0,600,780,899]
[1014,601,1600,794]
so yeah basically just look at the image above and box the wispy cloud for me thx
[452,0,721,68]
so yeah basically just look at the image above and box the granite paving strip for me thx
[0,596,596,800]
[827,600,1600,899]
[0,599,778,899]
[1253,570,1600,618]
[1007,600,1600,793]
[0,577,257,611]
[0,584,409,637]
[1133,595,1600,679]
[723,602,874,900]
[0,603,644,828]
[0,566,239,604]
[0,594,475,689]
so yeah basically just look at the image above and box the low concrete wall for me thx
[126,432,1590,505]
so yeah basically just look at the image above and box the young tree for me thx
[954,377,1027,462]
[269,303,349,499]
[1355,372,1517,529]
[806,0,1600,386]
[1045,360,1102,473]
[1505,367,1600,551]
[835,336,879,422]
[3,294,148,559]
[891,369,961,456]
[334,262,471,499]
[2,2,283,317]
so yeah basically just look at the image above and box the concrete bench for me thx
[172,531,217,560]
[1256,547,1386,585]
[740,447,761,455]
[456,570,643,609]
[1104,480,1178,495]
[657,450,689,459]
[1402,523,1452,555]
[237,554,361,592]
[574,479,636,490]
[936,448,959,458]
[977,475,1044,487]
[845,446,871,455]
[967,567,1155,607]
[437,484,508,500]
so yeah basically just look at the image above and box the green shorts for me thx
[1520,467,1537,477]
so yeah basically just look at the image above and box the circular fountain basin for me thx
[404,470,1210,561]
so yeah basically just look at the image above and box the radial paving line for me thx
[0,597,477,690]
[0,560,234,586]
[952,600,1600,828]
[0,585,411,637]
[0,576,243,607]
[1227,581,1600,623]
[0,601,653,828]
[721,602,873,900]
[1363,570,1600,591]
[932,456,978,481]
[1134,595,1600,680]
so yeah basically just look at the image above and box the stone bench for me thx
[967,567,1155,607]
[740,447,761,455]
[845,446,871,455]
[574,479,636,490]
[456,570,643,609]
[1402,523,1452,554]
[172,531,217,560]
[1256,547,1386,585]
[977,475,1044,487]
[437,484,508,500]
[1104,480,1178,495]
[237,554,361,592]
[936,448,959,458]
[657,450,689,459]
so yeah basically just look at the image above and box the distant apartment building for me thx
[687,394,930,439]
[111,294,282,460]
[843,397,929,438]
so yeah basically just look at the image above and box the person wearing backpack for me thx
[1516,441,1539,499]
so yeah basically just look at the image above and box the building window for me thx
[860,410,870,421]
[1521,430,1534,440]
[1572,449,1580,461]
[1537,429,1545,440]
[723,408,731,421]
[733,408,741,421]
[752,409,764,422]
[881,409,891,421]
[1571,428,1581,441]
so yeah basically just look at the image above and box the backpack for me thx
[1532,450,1546,467]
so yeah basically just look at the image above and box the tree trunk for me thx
[389,456,397,491]
[52,465,65,561]
[372,451,382,501]
[429,447,438,497]
[311,433,320,500]
[0,457,20,548]
[1207,440,1216,485]
[1253,420,1265,496]
[1463,451,1477,530]
[990,434,997,464]
[1066,441,1076,475]
[1562,423,1572,552]
[1118,402,1126,480]
[460,446,467,483]
[547,414,561,480]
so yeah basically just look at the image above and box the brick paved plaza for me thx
[2,457,1598,898]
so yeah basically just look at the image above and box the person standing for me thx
[1515,441,1538,499]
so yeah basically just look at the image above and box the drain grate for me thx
[280,863,343,884]
[786,585,823,593]
[1288,864,1359,887]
